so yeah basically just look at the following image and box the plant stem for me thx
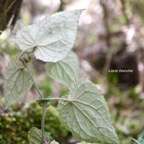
[37,97,70,103]
[22,60,43,98]
[19,49,45,144]
[41,102,46,144]
[50,97,69,101]
[19,48,43,99]
[23,61,46,143]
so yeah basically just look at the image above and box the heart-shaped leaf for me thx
[45,51,79,84]
[4,60,33,108]
[58,79,120,144]
[16,9,83,62]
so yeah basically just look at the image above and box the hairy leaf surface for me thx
[45,52,79,84]
[58,79,120,144]
[28,127,49,144]
[16,10,83,62]
[4,60,32,108]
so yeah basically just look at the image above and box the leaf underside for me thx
[28,127,42,144]
[58,79,120,144]
[28,127,49,144]
[4,60,33,108]
[45,51,79,85]
[28,127,58,144]
[16,9,83,62]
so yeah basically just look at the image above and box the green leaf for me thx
[131,138,141,144]
[58,79,120,144]
[138,131,144,144]
[16,9,83,62]
[4,60,33,108]
[28,127,42,144]
[28,127,49,144]
[45,52,79,84]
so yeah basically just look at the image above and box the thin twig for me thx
[41,102,46,144]
[99,0,112,75]
[19,48,45,143]
[22,60,43,99]
[23,60,45,143]
[5,0,17,14]
[19,48,43,99]
[19,47,33,59]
